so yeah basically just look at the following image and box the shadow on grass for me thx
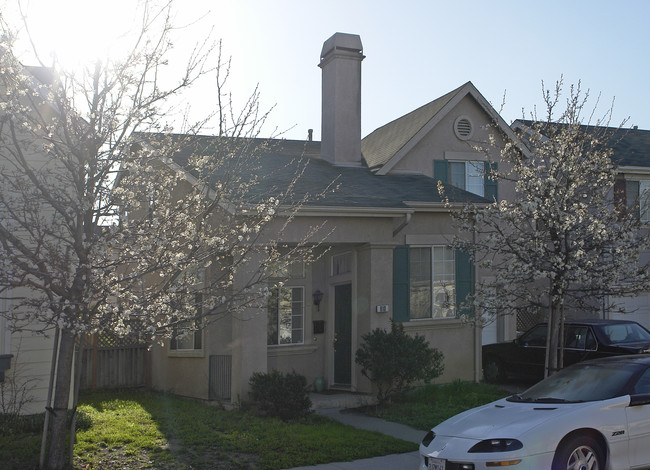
[74,389,415,470]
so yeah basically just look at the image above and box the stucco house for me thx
[147,33,523,403]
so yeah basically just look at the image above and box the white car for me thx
[419,355,650,470]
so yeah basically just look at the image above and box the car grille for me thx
[424,457,474,470]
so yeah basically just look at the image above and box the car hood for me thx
[433,398,591,440]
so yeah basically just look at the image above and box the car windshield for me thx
[600,323,650,344]
[507,363,637,403]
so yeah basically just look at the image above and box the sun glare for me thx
[17,0,140,71]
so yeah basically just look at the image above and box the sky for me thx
[7,0,650,140]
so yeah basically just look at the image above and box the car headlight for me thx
[421,430,435,446]
[468,439,523,453]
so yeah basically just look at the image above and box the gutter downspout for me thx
[392,213,412,237]
[472,217,481,383]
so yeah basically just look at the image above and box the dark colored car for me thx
[483,319,650,382]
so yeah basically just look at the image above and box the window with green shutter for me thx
[435,160,497,199]
[393,245,474,321]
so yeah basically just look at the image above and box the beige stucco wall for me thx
[403,319,476,383]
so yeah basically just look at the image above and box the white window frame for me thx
[409,246,456,320]
[449,161,484,197]
[267,286,305,346]
[169,293,204,356]
[168,269,205,357]
[640,180,650,224]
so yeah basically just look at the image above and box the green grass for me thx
[0,389,415,470]
[369,381,511,431]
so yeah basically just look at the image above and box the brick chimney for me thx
[319,33,364,167]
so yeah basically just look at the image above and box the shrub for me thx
[248,370,312,421]
[355,322,444,405]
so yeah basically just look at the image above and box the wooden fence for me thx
[80,333,150,390]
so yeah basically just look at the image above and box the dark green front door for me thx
[334,283,352,385]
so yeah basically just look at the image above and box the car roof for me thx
[533,319,643,327]
[573,354,650,368]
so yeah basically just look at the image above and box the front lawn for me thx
[0,389,415,470]
[369,381,511,431]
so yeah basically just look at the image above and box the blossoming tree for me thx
[452,80,650,379]
[0,3,321,468]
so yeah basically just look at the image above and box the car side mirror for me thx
[630,393,650,406]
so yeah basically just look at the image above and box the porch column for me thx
[357,244,394,333]
[230,250,268,401]
[355,244,394,392]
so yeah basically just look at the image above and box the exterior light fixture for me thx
[312,290,324,310]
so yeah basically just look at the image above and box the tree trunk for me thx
[46,328,76,470]
[547,303,561,377]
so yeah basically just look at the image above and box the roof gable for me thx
[362,82,526,175]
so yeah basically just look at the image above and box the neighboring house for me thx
[148,33,522,402]
[0,62,70,414]
[507,120,650,338]
[0,311,12,383]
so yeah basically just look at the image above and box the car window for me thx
[520,325,547,347]
[633,368,650,394]
[585,329,597,350]
[564,326,588,349]
[602,323,650,344]
[512,363,637,403]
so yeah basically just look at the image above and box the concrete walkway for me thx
[287,395,426,470]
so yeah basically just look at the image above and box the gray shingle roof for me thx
[361,83,466,170]
[515,120,650,168]
[138,133,488,210]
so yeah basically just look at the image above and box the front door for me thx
[334,283,352,385]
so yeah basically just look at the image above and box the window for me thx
[267,287,304,345]
[272,260,305,279]
[434,160,498,200]
[170,321,202,350]
[641,180,650,223]
[624,180,650,223]
[332,252,352,276]
[450,161,485,197]
[520,324,547,347]
[564,326,596,350]
[409,246,456,319]
[170,293,203,351]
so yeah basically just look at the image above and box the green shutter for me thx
[393,245,410,322]
[455,249,473,317]
[433,160,449,184]
[484,161,498,201]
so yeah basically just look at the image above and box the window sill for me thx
[402,317,465,331]
[267,344,319,357]
[168,349,205,358]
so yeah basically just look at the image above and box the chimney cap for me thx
[320,32,363,66]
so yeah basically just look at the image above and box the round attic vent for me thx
[454,116,473,140]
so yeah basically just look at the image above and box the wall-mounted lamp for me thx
[312,289,324,311]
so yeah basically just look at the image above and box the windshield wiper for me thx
[507,394,533,402]
[532,397,579,403]
[507,395,581,404]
